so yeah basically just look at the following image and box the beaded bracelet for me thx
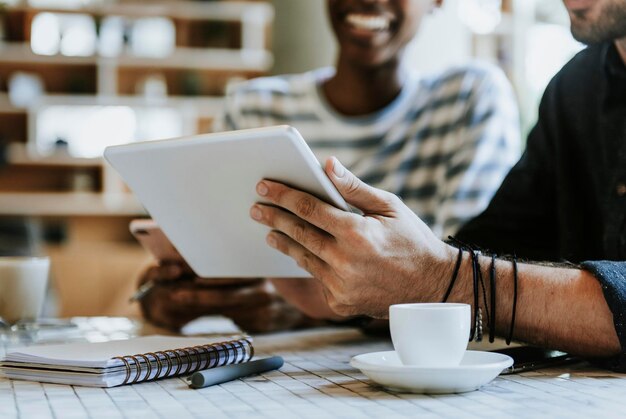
[445,237,521,345]
[476,250,491,330]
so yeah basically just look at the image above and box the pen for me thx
[187,356,284,389]
[128,280,156,303]
[129,276,194,303]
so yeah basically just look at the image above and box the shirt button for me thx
[618,183,626,197]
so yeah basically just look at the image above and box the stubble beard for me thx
[569,1,626,43]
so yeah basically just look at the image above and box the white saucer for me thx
[350,350,513,394]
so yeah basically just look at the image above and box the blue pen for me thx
[187,356,284,389]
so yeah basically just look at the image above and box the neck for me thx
[616,37,626,65]
[322,55,407,117]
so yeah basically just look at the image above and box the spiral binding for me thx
[113,337,253,385]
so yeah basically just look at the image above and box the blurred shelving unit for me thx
[0,0,274,317]
[0,0,273,195]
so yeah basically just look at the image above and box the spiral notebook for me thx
[0,335,253,387]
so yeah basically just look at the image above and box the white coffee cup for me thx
[0,257,50,324]
[389,303,470,367]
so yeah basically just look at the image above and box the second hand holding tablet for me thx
[187,356,284,389]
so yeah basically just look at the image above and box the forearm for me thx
[442,249,621,357]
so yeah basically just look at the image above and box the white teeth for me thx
[346,14,390,31]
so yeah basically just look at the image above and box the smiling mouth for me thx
[345,13,392,31]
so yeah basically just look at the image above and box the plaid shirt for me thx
[216,64,520,238]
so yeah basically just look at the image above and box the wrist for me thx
[404,241,466,304]
[439,245,476,305]
[433,242,465,301]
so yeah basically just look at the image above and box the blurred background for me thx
[0,0,583,319]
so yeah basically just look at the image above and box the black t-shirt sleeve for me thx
[456,87,559,260]
[581,261,626,371]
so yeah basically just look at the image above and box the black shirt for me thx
[457,42,626,368]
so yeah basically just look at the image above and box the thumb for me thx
[325,157,396,214]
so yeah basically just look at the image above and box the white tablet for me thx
[104,125,349,278]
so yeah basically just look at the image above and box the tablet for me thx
[104,125,349,278]
[129,219,185,263]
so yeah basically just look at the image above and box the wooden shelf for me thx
[28,94,225,119]
[0,115,27,143]
[0,43,97,65]
[6,143,102,167]
[114,48,272,71]
[0,192,145,217]
[0,92,27,114]
[0,43,272,71]
[2,1,273,50]
[0,42,270,96]
[0,95,28,143]
[0,164,103,192]
[4,1,274,22]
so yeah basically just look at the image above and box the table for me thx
[1,319,625,418]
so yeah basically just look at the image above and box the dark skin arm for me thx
[137,263,317,333]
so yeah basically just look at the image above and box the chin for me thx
[350,55,387,68]
[342,45,397,69]
[567,0,626,44]
[570,19,626,44]
[348,55,396,70]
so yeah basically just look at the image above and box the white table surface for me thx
[1,319,625,418]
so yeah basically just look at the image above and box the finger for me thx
[138,266,160,286]
[269,277,342,320]
[252,204,336,262]
[266,231,332,280]
[264,234,344,312]
[150,284,291,332]
[325,157,398,215]
[319,284,356,318]
[143,279,272,324]
[137,263,184,287]
[255,178,353,236]
[193,277,263,288]
[156,263,185,281]
[139,285,192,329]
[221,299,304,333]
[170,260,194,275]
[171,280,274,309]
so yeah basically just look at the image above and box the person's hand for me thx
[136,263,310,333]
[250,157,456,319]
[269,277,345,321]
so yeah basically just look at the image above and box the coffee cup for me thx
[389,303,470,367]
[0,257,50,324]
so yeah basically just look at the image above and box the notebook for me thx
[0,335,253,387]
